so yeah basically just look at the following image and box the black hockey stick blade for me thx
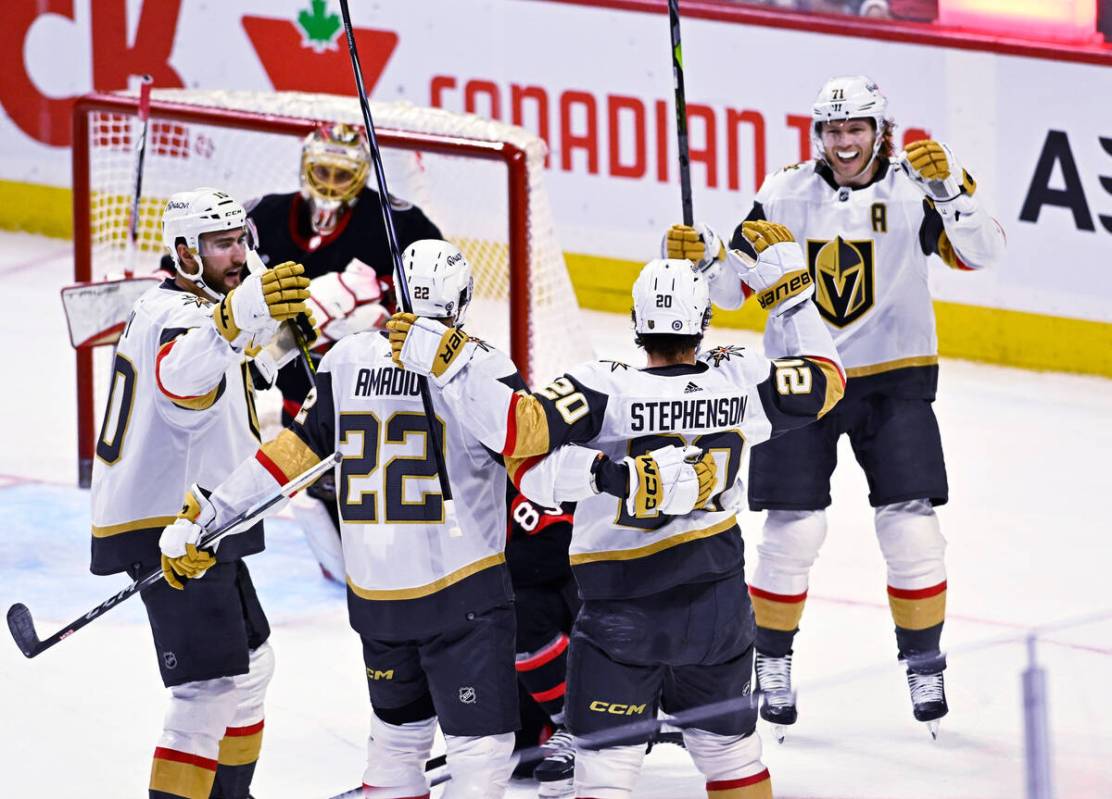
[7,602,42,658]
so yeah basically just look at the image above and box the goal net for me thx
[72,89,591,486]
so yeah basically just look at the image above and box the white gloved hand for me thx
[900,139,975,205]
[661,223,725,274]
[306,260,389,344]
[386,312,473,385]
[728,221,813,317]
[213,262,310,349]
[624,445,717,518]
[159,484,218,590]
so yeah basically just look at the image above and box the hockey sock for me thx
[150,748,219,799]
[209,720,264,799]
[516,632,570,723]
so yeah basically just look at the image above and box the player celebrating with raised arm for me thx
[665,75,1006,738]
[90,188,312,799]
[387,221,845,799]
[156,239,697,797]
[247,122,444,585]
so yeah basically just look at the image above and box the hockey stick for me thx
[125,74,153,278]
[327,694,759,797]
[6,452,341,659]
[668,0,694,226]
[337,0,453,508]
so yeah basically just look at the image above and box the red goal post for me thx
[71,90,589,488]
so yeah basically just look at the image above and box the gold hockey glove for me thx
[386,312,472,384]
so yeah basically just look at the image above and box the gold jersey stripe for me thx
[808,357,846,419]
[169,382,222,411]
[751,593,807,632]
[92,515,178,538]
[568,516,737,566]
[844,355,939,379]
[149,756,216,798]
[347,553,506,601]
[260,429,321,482]
[506,391,551,459]
[889,589,947,631]
[217,729,264,767]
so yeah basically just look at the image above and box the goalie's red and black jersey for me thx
[248,187,442,417]
[247,187,442,281]
[505,489,574,588]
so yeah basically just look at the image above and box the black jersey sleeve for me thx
[730,201,766,249]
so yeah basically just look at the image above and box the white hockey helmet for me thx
[631,259,710,336]
[162,187,252,300]
[300,123,370,234]
[811,75,888,175]
[401,239,474,324]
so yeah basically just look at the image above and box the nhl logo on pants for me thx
[459,686,477,705]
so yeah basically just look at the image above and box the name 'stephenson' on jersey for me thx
[429,306,845,601]
[183,329,526,639]
[90,279,264,575]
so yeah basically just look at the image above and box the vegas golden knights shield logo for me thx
[806,237,876,327]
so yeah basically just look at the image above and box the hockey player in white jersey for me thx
[387,221,846,799]
[90,188,312,799]
[664,75,1007,737]
[154,239,656,798]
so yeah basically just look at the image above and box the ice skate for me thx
[907,670,948,739]
[534,727,574,797]
[755,652,797,743]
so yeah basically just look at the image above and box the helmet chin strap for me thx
[175,254,222,302]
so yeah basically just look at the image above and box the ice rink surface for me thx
[2,230,1110,797]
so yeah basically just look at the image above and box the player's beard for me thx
[219,264,245,292]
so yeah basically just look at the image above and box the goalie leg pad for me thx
[684,728,771,797]
[363,715,437,798]
[290,492,345,583]
[573,743,645,799]
[440,732,515,798]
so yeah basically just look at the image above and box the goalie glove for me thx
[900,139,978,214]
[728,221,813,317]
[661,223,725,274]
[159,485,217,590]
[594,446,718,519]
[305,260,390,345]
[386,312,473,385]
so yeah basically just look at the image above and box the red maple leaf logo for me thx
[241,12,397,95]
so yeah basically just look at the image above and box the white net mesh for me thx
[83,89,590,387]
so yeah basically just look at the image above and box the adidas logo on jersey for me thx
[684,382,703,394]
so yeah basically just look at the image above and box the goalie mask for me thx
[631,259,710,336]
[402,239,474,324]
[811,75,888,179]
[162,188,254,301]
[300,123,371,235]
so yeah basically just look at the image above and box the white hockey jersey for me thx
[208,329,520,639]
[90,279,262,575]
[435,303,844,600]
[730,159,1004,395]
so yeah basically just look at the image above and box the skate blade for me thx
[772,724,786,744]
[537,777,574,798]
[926,720,941,740]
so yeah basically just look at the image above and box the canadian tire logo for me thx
[242,0,398,94]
